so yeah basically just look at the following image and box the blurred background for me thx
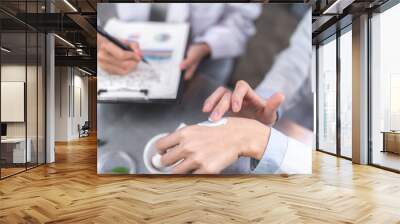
[229,4,308,88]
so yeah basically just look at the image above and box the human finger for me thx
[202,87,229,113]
[171,158,198,174]
[209,91,232,121]
[155,131,182,154]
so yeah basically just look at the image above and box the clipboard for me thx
[97,20,190,103]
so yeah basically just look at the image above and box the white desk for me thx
[1,138,31,163]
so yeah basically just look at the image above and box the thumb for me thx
[180,49,197,70]
[180,57,195,70]
[129,42,141,55]
[265,93,285,112]
[180,59,189,70]
[124,41,142,58]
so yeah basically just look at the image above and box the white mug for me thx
[143,118,227,174]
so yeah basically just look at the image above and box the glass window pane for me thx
[318,37,337,154]
[26,0,39,169]
[371,3,400,171]
[27,31,38,169]
[340,29,352,158]
[1,26,28,177]
[1,0,46,179]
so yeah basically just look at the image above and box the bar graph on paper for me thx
[97,20,189,101]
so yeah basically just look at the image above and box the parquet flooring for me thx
[1,167,26,178]
[1,135,400,223]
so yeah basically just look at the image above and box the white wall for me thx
[1,65,37,138]
[1,65,26,140]
[54,67,89,141]
[55,66,69,141]
[1,64,46,164]
[72,74,89,137]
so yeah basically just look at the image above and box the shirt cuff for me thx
[251,128,288,174]
[193,33,225,60]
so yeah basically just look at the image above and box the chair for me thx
[79,121,90,138]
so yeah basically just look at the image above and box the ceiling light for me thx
[78,67,93,76]
[63,0,78,12]
[1,47,11,53]
[54,34,75,48]
[322,0,354,15]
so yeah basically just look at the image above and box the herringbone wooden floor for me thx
[1,135,400,224]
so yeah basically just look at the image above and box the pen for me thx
[97,26,149,64]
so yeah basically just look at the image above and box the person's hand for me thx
[97,34,142,75]
[155,117,270,174]
[180,43,211,80]
[203,80,285,126]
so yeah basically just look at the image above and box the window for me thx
[339,29,352,158]
[0,0,47,179]
[317,37,337,154]
[1,28,28,178]
[370,3,400,171]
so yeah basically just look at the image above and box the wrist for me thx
[238,119,270,160]
[196,42,211,58]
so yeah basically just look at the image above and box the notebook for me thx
[97,19,190,103]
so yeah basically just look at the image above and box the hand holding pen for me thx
[97,28,147,75]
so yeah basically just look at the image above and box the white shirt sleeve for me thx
[193,4,261,59]
[251,128,312,174]
[116,3,151,21]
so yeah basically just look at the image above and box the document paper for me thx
[98,19,190,101]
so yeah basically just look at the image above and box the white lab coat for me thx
[115,3,261,59]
